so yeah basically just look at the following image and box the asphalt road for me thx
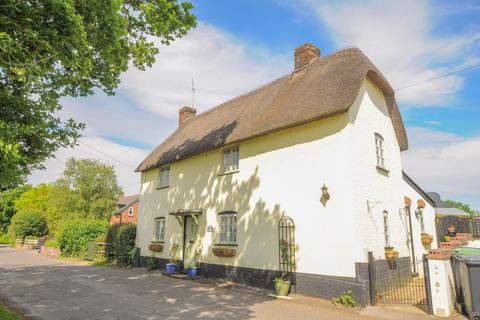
[0,246,439,320]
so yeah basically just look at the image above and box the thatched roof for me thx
[136,47,408,172]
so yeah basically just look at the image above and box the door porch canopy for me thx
[169,209,203,225]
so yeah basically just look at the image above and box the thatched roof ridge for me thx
[136,47,408,172]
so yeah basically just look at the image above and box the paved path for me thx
[0,247,441,320]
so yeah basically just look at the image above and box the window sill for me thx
[156,185,170,190]
[151,240,165,244]
[376,166,390,175]
[218,170,239,177]
[214,243,238,247]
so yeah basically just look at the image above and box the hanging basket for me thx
[149,243,164,253]
[212,248,236,257]
[421,234,433,246]
[385,248,399,260]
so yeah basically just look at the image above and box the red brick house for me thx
[110,194,139,225]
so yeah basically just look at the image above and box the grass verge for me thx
[0,302,21,320]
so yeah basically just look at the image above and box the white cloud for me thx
[425,120,442,126]
[402,127,480,210]
[28,136,148,196]
[29,22,291,194]
[119,22,290,118]
[301,0,479,106]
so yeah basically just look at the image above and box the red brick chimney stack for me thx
[179,106,197,126]
[294,43,320,72]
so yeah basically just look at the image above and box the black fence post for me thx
[368,251,376,305]
[423,254,433,315]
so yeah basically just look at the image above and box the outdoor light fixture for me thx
[207,225,214,233]
[320,183,330,207]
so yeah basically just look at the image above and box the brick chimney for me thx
[294,43,320,72]
[179,106,197,126]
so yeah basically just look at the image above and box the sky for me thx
[28,0,480,210]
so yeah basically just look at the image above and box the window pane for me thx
[219,214,237,244]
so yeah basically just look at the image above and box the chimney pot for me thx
[179,106,197,126]
[294,43,320,71]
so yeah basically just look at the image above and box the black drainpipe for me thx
[406,205,418,276]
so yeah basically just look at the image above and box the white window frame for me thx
[375,133,386,169]
[153,218,166,242]
[222,145,239,173]
[158,166,170,188]
[218,212,237,244]
[127,207,134,217]
[383,210,390,247]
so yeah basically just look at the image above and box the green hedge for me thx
[57,220,108,257]
[114,224,137,266]
[0,233,13,245]
[106,223,136,266]
[44,239,58,248]
[8,211,48,239]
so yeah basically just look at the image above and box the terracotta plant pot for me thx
[212,248,236,257]
[421,234,433,246]
[274,281,290,296]
[385,249,399,260]
[149,243,164,253]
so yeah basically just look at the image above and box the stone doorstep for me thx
[162,272,199,280]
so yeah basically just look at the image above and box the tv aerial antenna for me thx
[192,78,195,107]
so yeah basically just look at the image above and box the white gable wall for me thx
[348,79,436,264]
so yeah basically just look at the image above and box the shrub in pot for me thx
[274,277,290,296]
[186,247,202,278]
[273,239,294,296]
[165,243,179,274]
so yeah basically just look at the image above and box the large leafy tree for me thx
[0,0,196,189]
[58,158,122,220]
[0,185,31,233]
[446,199,476,216]
[13,183,72,235]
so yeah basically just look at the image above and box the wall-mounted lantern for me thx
[320,184,330,207]
[207,225,214,233]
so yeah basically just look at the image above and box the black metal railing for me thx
[278,216,296,287]
[368,251,432,314]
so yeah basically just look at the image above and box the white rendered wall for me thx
[428,259,456,317]
[137,112,359,277]
[347,79,436,263]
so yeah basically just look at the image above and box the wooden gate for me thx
[368,252,432,313]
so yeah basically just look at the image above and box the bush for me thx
[44,239,58,248]
[57,220,108,257]
[105,223,137,266]
[8,211,48,240]
[331,290,357,308]
[0,233,13,245]
[112,224,137,266]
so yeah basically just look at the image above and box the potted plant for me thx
[274,240,294,296]
[421,233,433,246]
[274,276,290,296]
[384,247,399,260]
[165,243,179,274]
[186,247,202,278]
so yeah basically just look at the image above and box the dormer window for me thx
[158,166,170,188]
[222,145,239,173]
[375,133,386,169]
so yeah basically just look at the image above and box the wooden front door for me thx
[183,216,199,269]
